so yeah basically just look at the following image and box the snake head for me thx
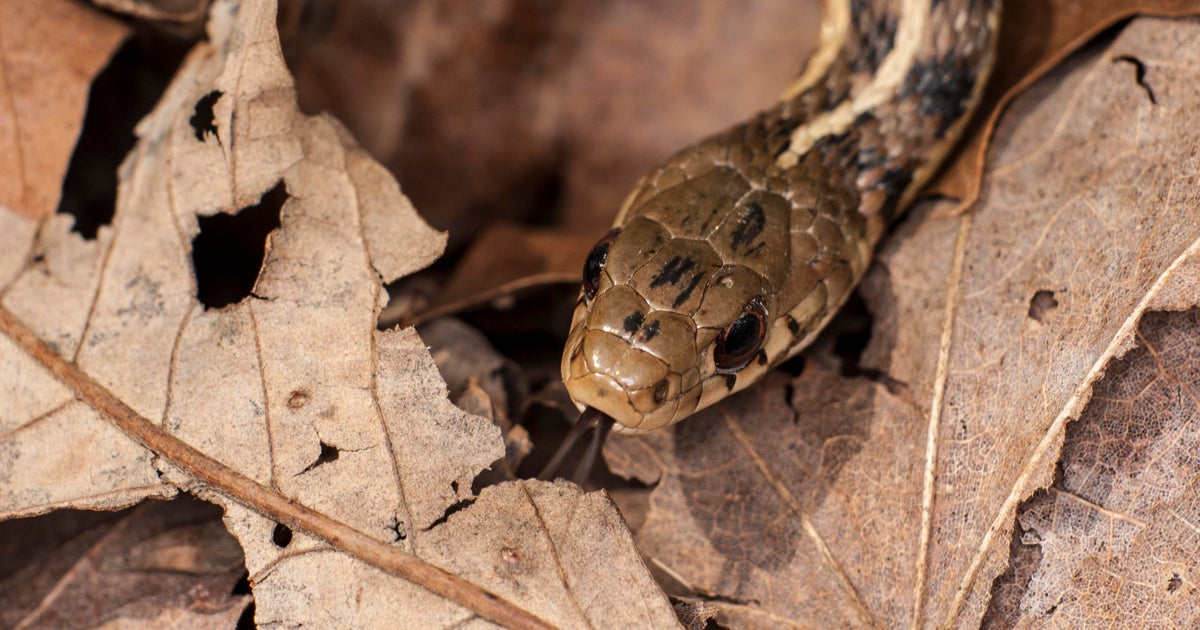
[561,208,782,433]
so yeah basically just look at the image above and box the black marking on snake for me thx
[849,0,897,74]
[650,256,696,287]
[641,320,661,341]
[724,374,737,390]
[672,273,705,309]
[767,115,803,159]
[730,202,766,253]
[873,166,915,221]
[848,116,914,221]
[697,203,725,233]
[754,350,768,366]
[785,315,801,336]
[816,130,859,168]
[901,53,979,136]
[623,311,644,334]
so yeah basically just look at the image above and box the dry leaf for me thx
[0,0,129,220]
[1,0,676,627]
[614,16,1200,628]
[1,498,247,629]
[405,223,593,326]
[9,1,1200,627]
[929,0,1200,209]
[987,309,1200,626]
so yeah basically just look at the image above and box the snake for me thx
[561,0,1001,434]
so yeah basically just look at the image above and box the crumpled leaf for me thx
[0,0,676,627]
[616,16,1200,628]
[0,0,129,220]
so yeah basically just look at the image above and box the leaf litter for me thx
[1,0,675,627]
[3,0,1200,628]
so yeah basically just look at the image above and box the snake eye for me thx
[582,229,620,300]
[714,296,767,372]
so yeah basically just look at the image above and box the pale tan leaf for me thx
[0,0,676,627]
[986,309,1200,626]
[931,0,1200,210]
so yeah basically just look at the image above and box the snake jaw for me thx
[562,323,693,432]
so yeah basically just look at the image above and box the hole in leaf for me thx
[316,442,339,466]
[190,90,223,141]
[192,181,287,308]
[1113,55,1157,105]
[271,522,292,548]
[230,571,251,595]
[1027,290,1059,322]
[58,33,189,239]
[830,292,873,373]
[390,518,407,542]
[235,601,256,630]
[299,441,340,475]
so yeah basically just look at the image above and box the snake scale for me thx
[562,0,1001,433]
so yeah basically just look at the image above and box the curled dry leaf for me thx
[1,0,676,627]
[92,0,211,27]
[614,16,1200,628]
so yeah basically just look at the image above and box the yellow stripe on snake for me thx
[562,0,1001,433]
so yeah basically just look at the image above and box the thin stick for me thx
[0,306,553,630]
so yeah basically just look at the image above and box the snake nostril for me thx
[652,379,670,404]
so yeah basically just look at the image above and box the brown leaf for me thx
[92,0,211,34]
[617,16,1200,628]
[0,1,129,220]
[987,310,1200,626]
[1,498,247,629]
[929,0,1200,210]
[419,318,533,473]
[407,223,592,326]
[1,0,676,627]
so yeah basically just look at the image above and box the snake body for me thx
[562,0,1001,432]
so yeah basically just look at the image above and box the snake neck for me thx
[563,0,1001,431]
[766,0,1000,232]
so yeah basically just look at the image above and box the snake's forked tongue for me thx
[537,406,615,484]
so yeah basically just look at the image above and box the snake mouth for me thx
[562,327,687,432]
[564,372,645,429]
